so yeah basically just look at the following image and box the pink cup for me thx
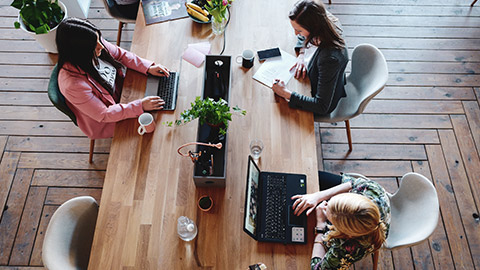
[138,113,155,135]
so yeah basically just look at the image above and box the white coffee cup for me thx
[138,113,155,135]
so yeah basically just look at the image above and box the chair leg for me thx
[328,0,332,4]
[345,120,352,151]
[89,139,95,164]
[472,0,477,6]
[117,22,125,46]
[373,250,379,270]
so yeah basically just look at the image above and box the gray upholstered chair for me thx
[42,196,99,270]
[48,65,95,163]
[315,43,388,151]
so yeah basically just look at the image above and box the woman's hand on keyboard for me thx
[142,96,165,111]
[148,64,170,77]
[291,191,326,216]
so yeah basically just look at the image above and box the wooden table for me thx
[88,1,319,269]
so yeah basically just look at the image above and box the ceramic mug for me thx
[236,49,254,69]
[138,113,155,135]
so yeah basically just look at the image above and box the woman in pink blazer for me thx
[56,18,170,139]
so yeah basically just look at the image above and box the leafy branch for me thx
[163,96,246,135]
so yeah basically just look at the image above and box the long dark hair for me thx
[289,0,345,49]
[56,18,124,97]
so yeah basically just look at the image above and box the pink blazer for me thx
[59,39,153,139]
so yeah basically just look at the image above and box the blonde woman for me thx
[292,172,390,269]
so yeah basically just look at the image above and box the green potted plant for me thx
[11,0,67,53]
[164,96,246,135]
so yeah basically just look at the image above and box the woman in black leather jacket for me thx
[272,0,348,116]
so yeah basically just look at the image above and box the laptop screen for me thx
[244,157,260,236]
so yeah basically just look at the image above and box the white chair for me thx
[42,196,99,270]
[372,172,440,270]
[315,44,388,151]
[62,0,91,18]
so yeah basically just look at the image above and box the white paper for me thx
[182,42,212,67]
[182,46,206,68]
[253,49,297,88]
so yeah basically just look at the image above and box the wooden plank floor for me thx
[0,0,479,269]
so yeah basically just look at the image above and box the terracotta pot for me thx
[198,195,213,212]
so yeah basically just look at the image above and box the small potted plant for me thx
[164,96,246,135]
[11,0,67,53]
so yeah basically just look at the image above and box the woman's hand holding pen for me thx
[147,64,170,77]
[290,54,307,79]
[271,79,292,100]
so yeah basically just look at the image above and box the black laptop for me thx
[145,71,179,111]
[243,156,307,244]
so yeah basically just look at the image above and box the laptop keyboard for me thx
[156,72,179,111]
[264,174,287,240]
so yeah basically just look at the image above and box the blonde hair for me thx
[324,193,386,251]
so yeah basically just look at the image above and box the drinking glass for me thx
[250,139,264,160]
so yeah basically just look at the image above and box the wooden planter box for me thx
[193,55,231,187]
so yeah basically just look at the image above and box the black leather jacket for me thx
[289,44,348,115]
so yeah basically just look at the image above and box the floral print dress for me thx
[310,174,391,270]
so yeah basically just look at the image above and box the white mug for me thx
[138,113,155,135]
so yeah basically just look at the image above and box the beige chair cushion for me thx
[315,43,388,123]
[385,173,439,249]
[42,196,98,270]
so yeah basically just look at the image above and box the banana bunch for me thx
[186,2,210,22]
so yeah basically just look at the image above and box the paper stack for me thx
[182,42,211,68]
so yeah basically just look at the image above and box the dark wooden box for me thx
[193,55,232,187]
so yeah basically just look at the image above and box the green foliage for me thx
[11,0,65,34]
[163,97,246,135]
[204,0,233,22]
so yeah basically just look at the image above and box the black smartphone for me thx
[257,47,281,61]
[248,264,261,270]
